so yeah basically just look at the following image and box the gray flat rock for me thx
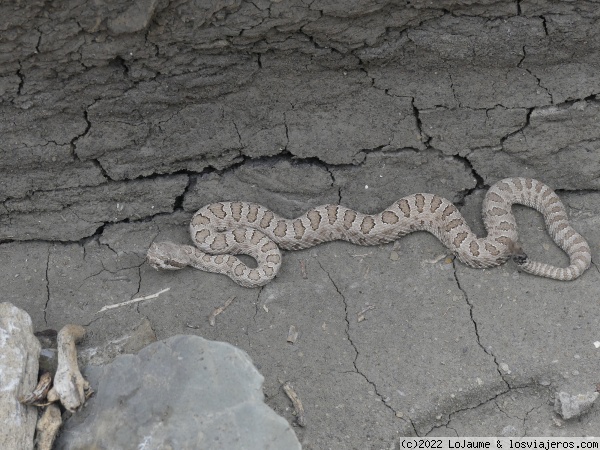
[56,335,300,450]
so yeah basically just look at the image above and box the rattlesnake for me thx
[147,178,591,287]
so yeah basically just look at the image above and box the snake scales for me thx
[147,177,591,287]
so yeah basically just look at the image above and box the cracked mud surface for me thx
[2,0,600,447]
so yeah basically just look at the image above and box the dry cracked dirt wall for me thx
[3,0,600,239]
[2,0,600,446]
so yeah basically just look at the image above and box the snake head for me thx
[508,240,528,265]
[147,242,191,270]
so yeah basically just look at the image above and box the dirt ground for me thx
[2,1,600,448]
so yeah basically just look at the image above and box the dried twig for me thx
[299,260,308,279]
[19,372,52,406]
[208,296,236,326]
[96,288,170,313]
[357,305,376,322]
[351,252,373,258]
[283,382,306,427]
[46,325,91,412]
[35,404,62,450]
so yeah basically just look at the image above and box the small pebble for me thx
[554,391,599,419]
[501,425,518,436]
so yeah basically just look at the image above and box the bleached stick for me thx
[96,288,170,313]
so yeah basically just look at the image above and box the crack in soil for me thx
[283,110,290,151]
[499,107,533,148]
[494,398,517,420]
[412,98,431,147]
[173,175,193,211]
[43,245,51,325]
[452,155,485,206]
[252,285,264,325]
[0,206,184,246]
[448,72,461,108]
[315,258,419,435]
[431,387,509,435]
[16,63,25,96]
[517,45,553,104]
[232,120,243,148]
[432,385,550,436]
[133,266,143,314]
[418,261,521,434]
[323,164,342,204]
[422,261,567,434]
[522,401,543,431]
[451,259,511,388]
[69,109,93,163]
